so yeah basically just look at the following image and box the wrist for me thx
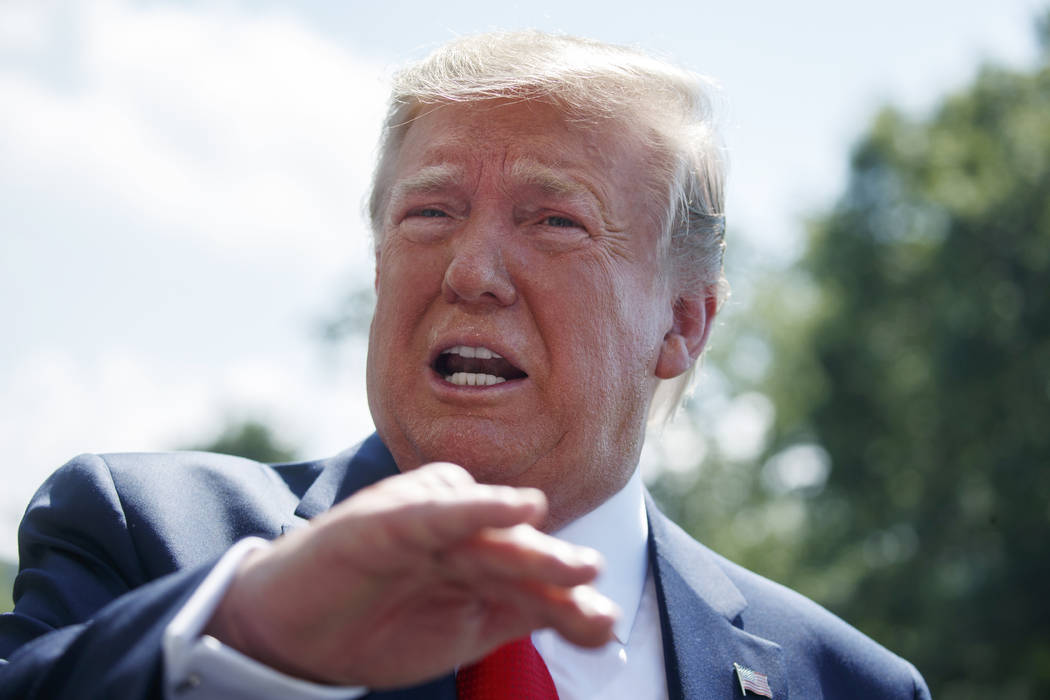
[202,547,265,653]
[203,546,343,685]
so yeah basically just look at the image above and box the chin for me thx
[426,444,533,486]
[408,422,548,486]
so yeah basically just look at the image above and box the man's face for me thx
[367,100,683,527]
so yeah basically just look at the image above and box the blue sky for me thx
[0,0,1043,560]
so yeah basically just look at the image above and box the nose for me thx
[441,217,517,307]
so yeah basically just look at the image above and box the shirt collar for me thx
[551,468,648,644]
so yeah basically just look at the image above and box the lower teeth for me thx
[446,372,507,386]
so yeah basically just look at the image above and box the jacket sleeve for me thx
[0,453,215,700]
[909,659,932,700]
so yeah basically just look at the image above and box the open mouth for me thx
[433,345,528,386]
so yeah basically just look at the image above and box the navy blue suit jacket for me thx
[0,434,929,699]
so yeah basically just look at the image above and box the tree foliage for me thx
[795,57,1050,698]
[657,23,1050,700]
[185,419,298,463]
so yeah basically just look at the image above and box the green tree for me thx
[186,419,298,463]
[774,33,1049,700]
[656,13,1050,699]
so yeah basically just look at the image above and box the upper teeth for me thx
[441,345,508,387]
[444,345,502,359]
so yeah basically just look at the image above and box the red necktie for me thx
[456,637,560,699]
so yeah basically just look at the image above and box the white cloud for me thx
[0,0,387,271]
[0,1,54,51]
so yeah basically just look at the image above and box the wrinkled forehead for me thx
[388,157,599,198]
[374,99,667,225]
[399,100,623,164]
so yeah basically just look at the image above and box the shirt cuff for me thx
[163,537,368,699]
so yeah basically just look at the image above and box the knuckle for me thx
[426,461,473,483]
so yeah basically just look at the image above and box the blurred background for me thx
[2,1,1048,696]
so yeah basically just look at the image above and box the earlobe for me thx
[654,292,717,379]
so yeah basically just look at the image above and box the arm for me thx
[2,457,616,697]
[0,454,213,699]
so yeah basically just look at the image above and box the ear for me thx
[655,290,717,379]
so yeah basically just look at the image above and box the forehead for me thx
[389,100,649,195]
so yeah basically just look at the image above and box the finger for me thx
[316,467,549,558]
[346,463,548,537]
[470,579,619,650]
[549,584,621,647]
[515,582,619,648]
[364,486,548,558]
[445,524,603,588]
[413,485,550,545]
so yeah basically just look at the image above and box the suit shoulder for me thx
[32,451,321,514]
[714,551,869,642]
[96,449,280,479]
[647,504,928,698]
[25,451,326,569]
[91,450,330,499]
[713,549,927,698]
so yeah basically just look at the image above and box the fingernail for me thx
[572,585,620,619]
[575,547,604,570]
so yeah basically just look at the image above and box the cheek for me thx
[376,241,446,312]
[369,263,435,380]
[547,263,668,382]
[595,262,670,353]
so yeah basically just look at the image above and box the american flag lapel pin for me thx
[734,662,773,698]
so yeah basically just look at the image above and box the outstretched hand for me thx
[204,462,618,687]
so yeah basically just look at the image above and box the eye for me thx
[543,215,580,228]
[413,208,448,218]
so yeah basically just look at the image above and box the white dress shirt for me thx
[163,468,668,699]
[534,468,668,700]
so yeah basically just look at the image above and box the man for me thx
[0,32,929,699]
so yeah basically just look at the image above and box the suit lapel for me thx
[293,433,401,521]
[647,495,788,700]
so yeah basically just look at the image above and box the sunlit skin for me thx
[367,100,709,531]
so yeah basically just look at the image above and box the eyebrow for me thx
[509,159,624,229]
[508,160,593,199]
[388,164,465,201]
